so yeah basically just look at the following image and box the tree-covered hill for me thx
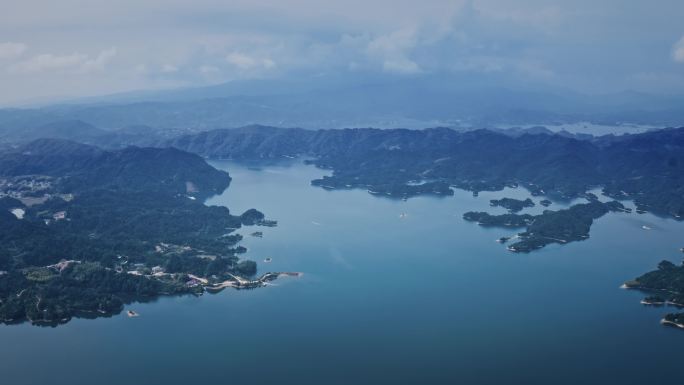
[0,140,268,326]
[0,138,231,199]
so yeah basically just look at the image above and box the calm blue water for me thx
[0,160,682,385]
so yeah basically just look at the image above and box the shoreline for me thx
[640,299,666,306]
[660,319,684,329]
[205,271,302,293]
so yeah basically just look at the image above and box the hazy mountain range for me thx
[1,74,683,136]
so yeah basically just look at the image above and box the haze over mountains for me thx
[1,74,683,136]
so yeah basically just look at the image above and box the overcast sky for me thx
[1,0,683,105]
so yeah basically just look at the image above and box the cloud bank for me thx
[0,0,683,105]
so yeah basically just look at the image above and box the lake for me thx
[0,160,682,385]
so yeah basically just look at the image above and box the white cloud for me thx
[226,52,276,70]
[367,29,422,74]
[226,52,257,69]
[0,0,683,104]
[673,36,684,63]
[80,47,117,73]
[367,29,417,57]
[10,48,116,73]
[0,42,27,59]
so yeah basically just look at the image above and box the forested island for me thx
[464,201,627,252]
[489,197,535,213]
[624,260,684,329]
[312,178,454,198]
[0,139,283,326]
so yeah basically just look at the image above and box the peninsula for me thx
[0,139,287,326]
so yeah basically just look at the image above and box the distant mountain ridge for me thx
[2,75,684,131]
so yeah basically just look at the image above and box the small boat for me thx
[399,213,407,219]
[641,225,652,230]
[264,257,273,263]
[127,310,139,317]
